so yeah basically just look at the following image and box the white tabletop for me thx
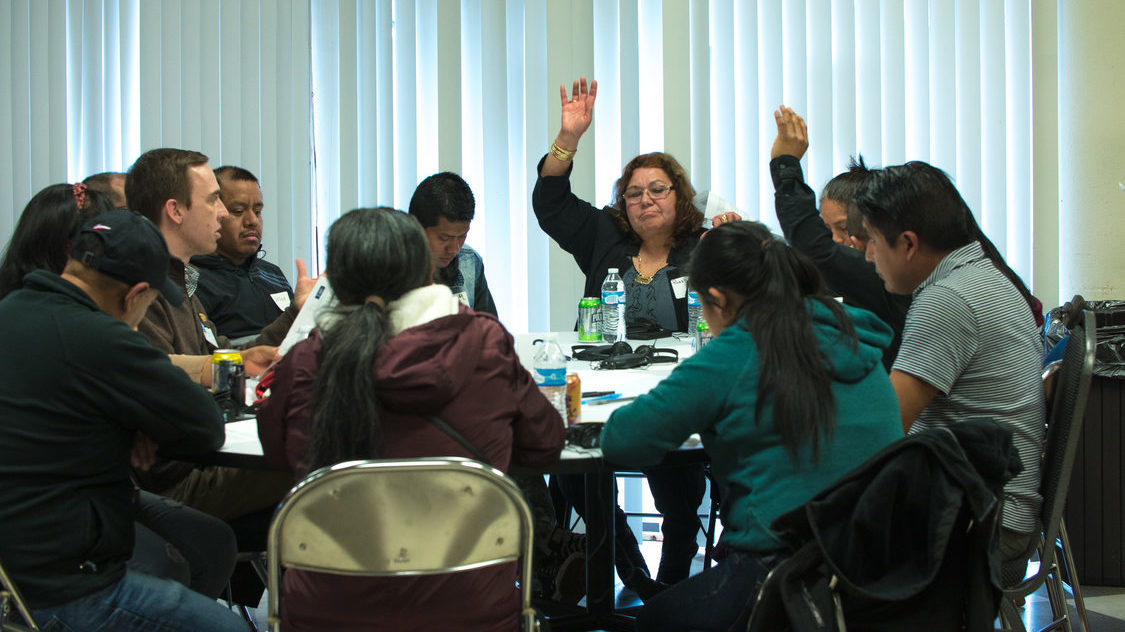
[219,332,695,460]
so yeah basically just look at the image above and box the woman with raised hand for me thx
[257,207,564,631]
[601,221,903,631]
[532,77,709,594]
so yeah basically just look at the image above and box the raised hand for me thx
[291,258,320,310]
[557,77,598,149]
[771,105,808,160]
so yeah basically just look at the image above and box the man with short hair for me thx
[408,171,498,316]
[192,165,303,342]
[770,106,910,368]
[0,209,246,631]
[83,171,128,209]
[854,159,1045,581]
[126,147,294,525]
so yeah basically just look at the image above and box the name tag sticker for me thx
[670,276,688,299]
[454,291,470,307]
[271,292,291,310]
[202,324,219,348]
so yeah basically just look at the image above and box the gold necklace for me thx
[632,254,668,285]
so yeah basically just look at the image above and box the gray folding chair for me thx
[266,457,537,632]
[999,309,1096,632]
[0,555,38,632]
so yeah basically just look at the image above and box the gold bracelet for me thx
[549,142,576,162]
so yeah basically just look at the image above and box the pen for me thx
[582,393,621,404]
[581,391,614,398]
[588,395,638,406]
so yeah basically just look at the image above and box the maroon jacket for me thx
[258,305,564,632]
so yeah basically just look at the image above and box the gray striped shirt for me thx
[894,241,1045,533]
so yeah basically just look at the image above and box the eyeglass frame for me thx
[622,182,675,205]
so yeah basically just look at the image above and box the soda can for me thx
[578,297,602,341]
[565,373,582,426]
[211,349,245,396]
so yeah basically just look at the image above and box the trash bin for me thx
[1062,301,1125,586]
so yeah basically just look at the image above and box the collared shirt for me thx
[894,241,1045,533]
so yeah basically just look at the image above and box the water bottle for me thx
[687,289,702,334]
[532,334,568,426]
[692,319,712,352]
[601,268,626,343]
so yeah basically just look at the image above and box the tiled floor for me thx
[231,542,1125,631]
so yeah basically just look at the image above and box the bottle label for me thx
[534,367,566,387]
[602,290,625,306]
[687,290,700,307]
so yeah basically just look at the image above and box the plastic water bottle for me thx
[687,289,702,334]
[532,334,568,426]
[601,268,626,343]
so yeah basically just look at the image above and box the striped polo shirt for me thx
[894,241,1045,533]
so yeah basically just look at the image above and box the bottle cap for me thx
[608,267,619,273]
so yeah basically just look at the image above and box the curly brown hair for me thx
[609,152,704,248]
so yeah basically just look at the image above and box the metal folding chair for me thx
[266,457,537,631]
[999,309,1096,632]
[0,555,38,632]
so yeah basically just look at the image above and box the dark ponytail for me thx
[305,208,433,471]
[688,221,856,464]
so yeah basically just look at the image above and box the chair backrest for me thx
[266,457,536,631]
[1038,309,1097,560]
[0,554,38,631]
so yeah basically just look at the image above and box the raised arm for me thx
[540,77,598,177]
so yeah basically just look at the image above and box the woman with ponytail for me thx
[257,207,564,632]
[600,221,903,632]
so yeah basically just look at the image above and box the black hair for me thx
[0,184,114,299]
[213,165,259,186]
[408,172,475,228]
[820,155,870,206]
[305,207,433,471]
[853,161,1040,322]
[686,221,856,464]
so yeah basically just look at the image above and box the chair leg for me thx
[999,595,1029,632]
[702,467,720,568]
[1057,521,1090,632]
[1043,561,1072,632]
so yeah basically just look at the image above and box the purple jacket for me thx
[258,304,564,632]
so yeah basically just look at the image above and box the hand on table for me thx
[240,345,280,378]
[771,105,808,161]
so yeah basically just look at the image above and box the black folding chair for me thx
[999,309,1096,632]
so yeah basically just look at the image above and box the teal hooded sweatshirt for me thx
[600,300,903,554]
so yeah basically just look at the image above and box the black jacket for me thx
[749,419,1022,632]
[532,156,703,332]
[771,155,911,369]
[191,251,294,340]
[0,271,224,608]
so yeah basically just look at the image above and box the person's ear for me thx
[122,282,151,313]
[899,230,920,260]
[164,198,184,225]
[706,287,726,311]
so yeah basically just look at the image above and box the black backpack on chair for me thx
[744,419,1022,632]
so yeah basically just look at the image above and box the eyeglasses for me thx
[623,182,674,204]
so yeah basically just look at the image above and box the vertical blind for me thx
[1,0,1034,332]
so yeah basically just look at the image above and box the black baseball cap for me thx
[70,209,184,307]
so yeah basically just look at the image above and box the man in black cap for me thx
[0,210,247,630]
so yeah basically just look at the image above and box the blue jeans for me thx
[635,550,771,632]
[34,570,248,632]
